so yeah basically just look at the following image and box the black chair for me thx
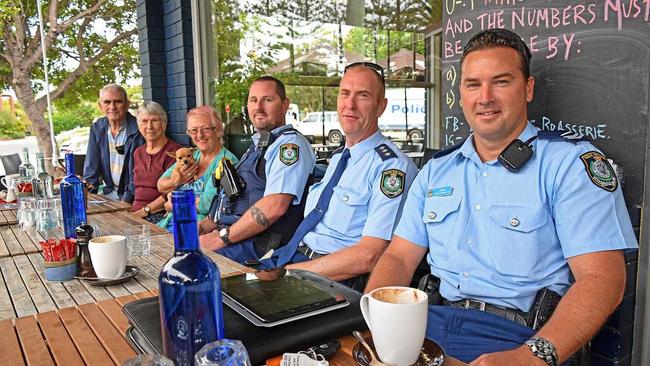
[226,134,253,160]
[73,154,86,176]
[419,148,439,169]
[1,153,22,175]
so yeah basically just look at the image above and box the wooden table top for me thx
[0,193,132,226]
[0,233,247,321]
[0,209,168,259]
[0,291,466,366]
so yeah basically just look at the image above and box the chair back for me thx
[73,154,86,176]
[1,153,22,175]
[226,134,254,160]
[419,148,438,169]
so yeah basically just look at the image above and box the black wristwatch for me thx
[525,337,558,366]
[143,205,152,216]
[219,227,233,246]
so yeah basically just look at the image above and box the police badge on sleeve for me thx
[580,151,618,192]
[380,169,405,198]
[279,143,299,166]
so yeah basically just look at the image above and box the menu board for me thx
[441,0,650,206]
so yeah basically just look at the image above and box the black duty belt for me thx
[419,274,560,330]
[297,246,327,260]
[443,298,529,327]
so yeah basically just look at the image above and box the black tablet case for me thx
[122,270,367,364]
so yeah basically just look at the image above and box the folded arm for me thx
[288,235,395,282]
[200,193,293,250]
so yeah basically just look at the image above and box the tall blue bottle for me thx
[60,153,87,238]
[159,189,225,366]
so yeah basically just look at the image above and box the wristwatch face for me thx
[526,338,557,366]
[536,339,554,356]
[219,228,228,238]
[144,206,151,213]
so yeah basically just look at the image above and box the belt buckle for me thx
[464,299,486,311]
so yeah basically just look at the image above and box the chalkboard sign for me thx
[441,0,650,206]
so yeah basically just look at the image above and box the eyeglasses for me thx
[138,119,163,126]
[115,145,125,155]
[344,62,385,85]
[187,126,217,136]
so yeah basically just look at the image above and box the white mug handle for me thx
[359,293,373,332]
[0,176,7,187]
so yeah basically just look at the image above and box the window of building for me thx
[209,0,442,148]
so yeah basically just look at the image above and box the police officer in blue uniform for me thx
[366,29,638,366]
[198,76,315,264]
[268,62,418,290]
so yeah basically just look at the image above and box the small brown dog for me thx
[166,147,198,184]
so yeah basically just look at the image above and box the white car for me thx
[293,111,344,144]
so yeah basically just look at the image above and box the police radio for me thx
[498,135,538,172]
[214,158,245,200]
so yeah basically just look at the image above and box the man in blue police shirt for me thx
[198,76,315,264]
[366,29,638,366]
[274,63,418,290]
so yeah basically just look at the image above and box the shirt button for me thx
[428,212,437,220]
[482,171,488,177]
[427,190,433,197]
[342,195,349,202]
[466,238,472,245]
[462,272,469,278]
[510,218,520,227]
[474,204,481,210]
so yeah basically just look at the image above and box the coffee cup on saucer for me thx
[88,235,128,279]
[360,286,428,366]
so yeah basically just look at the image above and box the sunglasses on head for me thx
[344,62,385,85]
[115,145,125,155]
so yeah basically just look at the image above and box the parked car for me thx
[293,111,344,144]
[378,88,426,140]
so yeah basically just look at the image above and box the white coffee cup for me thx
[1,173,20,190]
[88,235,128,279]
[360,287,428,366]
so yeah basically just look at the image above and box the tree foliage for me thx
[0,0,138,167]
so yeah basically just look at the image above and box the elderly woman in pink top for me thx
[130,101,180,223]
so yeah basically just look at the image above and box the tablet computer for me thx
[221,269,349,327]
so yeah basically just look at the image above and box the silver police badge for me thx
[580,151,617,192]
[279,143,299,166]
[380,169,405,198]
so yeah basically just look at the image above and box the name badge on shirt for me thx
[428,186,453,197]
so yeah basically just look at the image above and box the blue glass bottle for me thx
[60,153,87,239]
[159,189,225,366]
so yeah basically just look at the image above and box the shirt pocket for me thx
[323,186,371,237]
[487,203,551,277]
[422,195,462,260]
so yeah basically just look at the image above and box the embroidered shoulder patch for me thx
[580,151,617,192]
[279,143,299,166]
[380,169,405,198]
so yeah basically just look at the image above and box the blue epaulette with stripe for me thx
[537,130,588,144]
[374,144,397,161]
[433,143,463,159]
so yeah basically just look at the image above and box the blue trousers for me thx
[427,306,571,365]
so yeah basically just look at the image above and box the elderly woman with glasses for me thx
[129,101,181,223]
[156,105,239,230]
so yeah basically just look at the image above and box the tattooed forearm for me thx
[251,206,270,228]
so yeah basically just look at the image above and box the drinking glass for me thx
[18,197,36,229]
[125,225,151,257]
[194,339,251,366]
[123,354,174,366]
